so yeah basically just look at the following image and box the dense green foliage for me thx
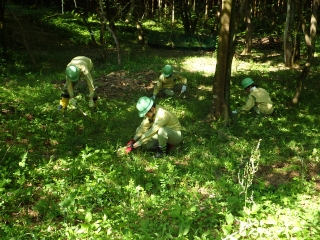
[1,3,320,240]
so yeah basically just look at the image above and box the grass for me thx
[1,3,320,239]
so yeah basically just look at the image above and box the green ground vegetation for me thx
[1,3,320,240]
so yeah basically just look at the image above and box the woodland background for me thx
[0,0,320,239]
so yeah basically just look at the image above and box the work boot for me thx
[155,146,166,158]
[58,94,70,110]
[166,143,174,154]
[93,96,98,112]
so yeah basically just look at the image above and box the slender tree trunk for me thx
[207,0,233,121]
[180,0,191,35]
[284,0,294,67]
[104,0,116,32]
[291,26,301,64]
[12,11,37,68]
[125,0,135,23]
[136,21,144,44]
[241,0,252,54]
[0,0,8,59]
[98,0,121,65]
[151,0,154,19]
[158,0,162,21]
[292,0,318,104]
[203,0,208,28]
[172,0,175,25]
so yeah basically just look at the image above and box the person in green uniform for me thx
[125,96,183,158]
[232,78,274,116]
[152,65,187,99]
[58,56,98,110]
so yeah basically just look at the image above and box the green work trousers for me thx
[142,127,183,150]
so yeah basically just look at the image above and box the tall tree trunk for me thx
[151,0,155,19]
[135,0,144,44]
[180,0,190,35]
[125,0,135,23]
[98,0,121,64]
[207,0,233,121]
[292,0,318,104]
[158,0,162,21]
[103,0,116,32]
[284,0,294,67]
[225,0,237,122]
[291,26,301,64]
[241,0,252,54]
[172,0,175,25]
[0,0,8,59]
[12,11,37,68]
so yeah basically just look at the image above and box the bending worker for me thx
[58,56,97,110]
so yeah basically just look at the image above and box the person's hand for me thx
[124,139,136,154]
[89,99,94,108]
[124,146,133,154]
[232,110,237,114]
[151,95,156,100]
[181,85,187,93]
[126,139,136,147]
[69,98,77,107]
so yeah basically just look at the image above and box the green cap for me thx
[241,78,254,89]
[66,65,80,82]
[136,96,154,117]
[163,65,173,77]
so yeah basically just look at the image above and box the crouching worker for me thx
[152,65,187,100]
[58,56,98,110]
[232,78,274,117]
[125,96,183,158]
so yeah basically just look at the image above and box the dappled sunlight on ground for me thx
[181,56,216,76]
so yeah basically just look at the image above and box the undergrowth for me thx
[0,3,320,239]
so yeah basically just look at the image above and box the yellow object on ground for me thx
[60,97,69,109]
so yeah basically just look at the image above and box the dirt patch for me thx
[256,162,320,191]
[95,70,158,99]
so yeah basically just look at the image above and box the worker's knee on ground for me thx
[158,127,168,139]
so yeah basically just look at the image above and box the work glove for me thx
[151,95,156,100]
[69,98,77,107]
[232,110,238,114]
[59,97,69,110]
[89,99,94,108]
[181,85,187,93]
[125,139,136,154]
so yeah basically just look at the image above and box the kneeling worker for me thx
[126,96,183,158]
[152,65,187,99]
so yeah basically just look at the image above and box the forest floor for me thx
[4,5,320,192]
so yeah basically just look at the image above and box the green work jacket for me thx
[134,105,182,146]
[153,72,187,96]
[66,56,95,98]
[240,87,274,114]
